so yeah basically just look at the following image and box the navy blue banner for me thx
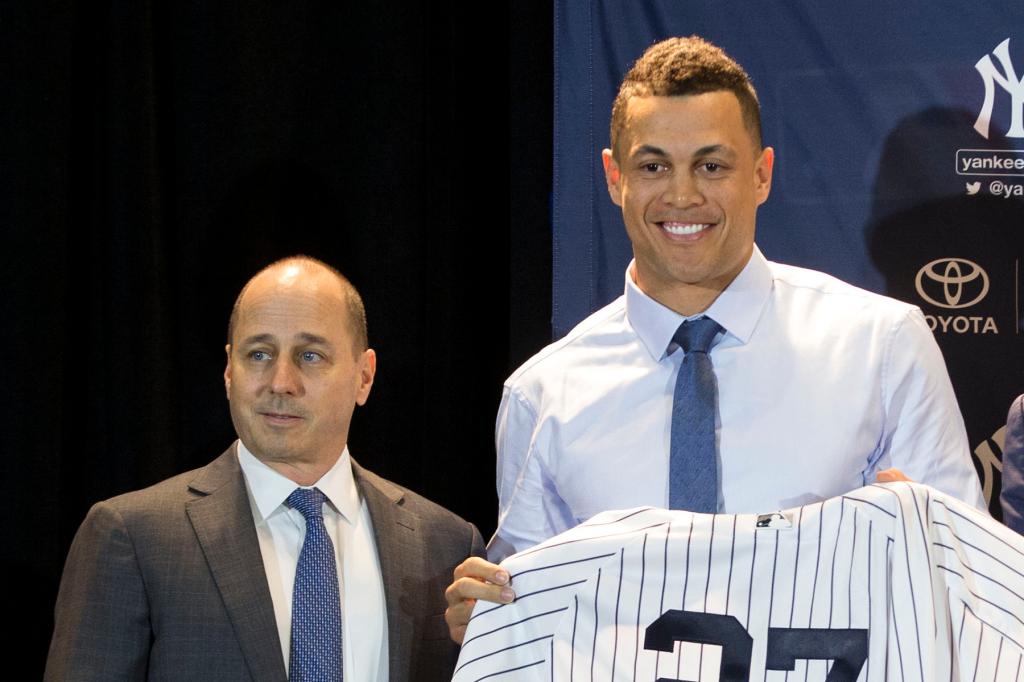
[553,1,1024,512]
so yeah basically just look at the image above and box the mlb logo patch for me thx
[755,511,792,529]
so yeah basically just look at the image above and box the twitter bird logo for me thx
[966,181,981,195]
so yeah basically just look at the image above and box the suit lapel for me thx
[353,460,419,682]
[186,446,287,682]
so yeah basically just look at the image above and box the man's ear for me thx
[754,146,774,206]
[602,149,624,207]
[223,344,232,396]
[355,348,376,406]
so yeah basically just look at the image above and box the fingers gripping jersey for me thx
[453,483,1024,681]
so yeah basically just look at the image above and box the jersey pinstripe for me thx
[453,483,1024,681]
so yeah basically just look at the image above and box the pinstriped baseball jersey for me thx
[453,483,1024,681]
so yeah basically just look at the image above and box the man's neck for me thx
[629,250,752,316]
[648,285,721,317]
[631,269,724,317]
[256,452,344,487]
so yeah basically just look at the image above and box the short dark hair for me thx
[227,255,368,355]
[610,36,763,155]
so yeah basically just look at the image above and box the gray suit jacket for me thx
[45,445,484,681]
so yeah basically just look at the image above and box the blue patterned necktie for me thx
[287,487,343,681]
[669,317,724,512]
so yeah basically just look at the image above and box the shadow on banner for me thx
[867,107,1024,516]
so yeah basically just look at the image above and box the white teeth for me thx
[662,222,710,235]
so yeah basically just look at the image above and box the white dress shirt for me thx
[237,441,388,680]
[490,246,985,560]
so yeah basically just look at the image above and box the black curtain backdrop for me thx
[2,3,553,674]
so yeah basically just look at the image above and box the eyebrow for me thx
[295,332,332,347]
[694,144,736,159]
[632,144,669,158]
[238,333,276,347]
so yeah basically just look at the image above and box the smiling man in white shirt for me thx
[443,36,984,643]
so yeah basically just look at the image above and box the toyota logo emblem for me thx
[914,258,989,309]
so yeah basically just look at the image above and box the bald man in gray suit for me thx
[46,257,483,681]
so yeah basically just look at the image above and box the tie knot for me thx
[672,317,723,354]
[287,487,327,521]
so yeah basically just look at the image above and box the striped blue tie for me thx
[288,487,342,681]
[669,317,723,513]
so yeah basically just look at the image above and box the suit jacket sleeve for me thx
[470,522,486,559]
[418,517,485,682]
[45,501,151,681]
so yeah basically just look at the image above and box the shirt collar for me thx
[236,440,361,525]
[625,245,772,360]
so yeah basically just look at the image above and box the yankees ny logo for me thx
[974,38,1024,139]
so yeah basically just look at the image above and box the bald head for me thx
[228,256,368,356]
[223,255,376,484]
